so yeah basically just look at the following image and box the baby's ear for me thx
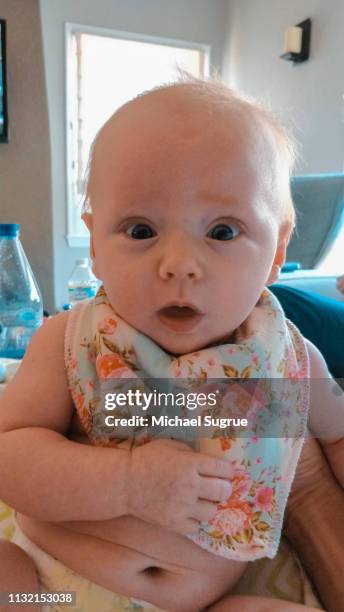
[266,217,293,286]
[81,213,100,279]
[82,212,93,232]
[266,237,288,286]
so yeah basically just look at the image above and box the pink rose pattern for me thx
[65,285,310,560]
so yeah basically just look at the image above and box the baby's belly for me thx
[16,512,245,611]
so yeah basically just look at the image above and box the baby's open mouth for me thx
[157,304,204,332]
[160,305,199,318]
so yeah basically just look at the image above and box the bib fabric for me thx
[65,285,310,561]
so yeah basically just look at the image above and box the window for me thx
[316,220,344,275]
[65,24,210,245]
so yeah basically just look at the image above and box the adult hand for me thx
[336,274,344,294]
[287,436,333,512]
[284,437,344,612]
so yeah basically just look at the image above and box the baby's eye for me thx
[126,223,156,240]
[207,223,240,241]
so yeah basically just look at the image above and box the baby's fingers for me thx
[199,476,232,503]
[178,518,200,536]
[192,500,219,524]
[197,454,234,480]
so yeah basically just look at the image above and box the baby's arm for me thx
[0,312,131,521]
[0,312,232,531]
[305,338,344,488]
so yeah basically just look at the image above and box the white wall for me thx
[39,0,228,310]
[38,0,344,308]
[223,0,344,174]
[0,0,53,312]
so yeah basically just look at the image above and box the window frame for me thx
[64,22,211,247]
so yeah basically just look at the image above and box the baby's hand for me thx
[127,438,233,535]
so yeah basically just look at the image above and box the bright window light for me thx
[66,25,210,245]
[316,219,344,275]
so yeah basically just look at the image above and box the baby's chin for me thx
[116,312,236,356]
[153,331,235,357]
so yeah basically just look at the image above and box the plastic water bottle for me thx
[68,258,99,307]
[0,224,43,358]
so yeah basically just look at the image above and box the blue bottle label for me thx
[18,308,37,323]
[68,284,98,302]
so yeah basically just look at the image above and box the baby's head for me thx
[82,77,296,355]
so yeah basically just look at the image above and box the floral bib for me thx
[65,285,310,561]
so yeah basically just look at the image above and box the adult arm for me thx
[284,437,344,612]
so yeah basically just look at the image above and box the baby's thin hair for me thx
[82,73,297,239]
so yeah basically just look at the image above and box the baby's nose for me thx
[158,248,203,282]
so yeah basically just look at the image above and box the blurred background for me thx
[0,0,343,312]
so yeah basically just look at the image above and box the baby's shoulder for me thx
[25,310,71,368]
[0,311,75,435]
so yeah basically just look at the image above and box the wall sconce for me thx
[280,18,311,63]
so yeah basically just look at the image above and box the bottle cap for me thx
[0,224,20,237]
[76,258,89,266]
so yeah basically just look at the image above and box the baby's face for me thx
[85,91,286,355]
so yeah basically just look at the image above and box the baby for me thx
[0,77,343,612]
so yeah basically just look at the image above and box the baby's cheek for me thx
[219,282,261,325]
